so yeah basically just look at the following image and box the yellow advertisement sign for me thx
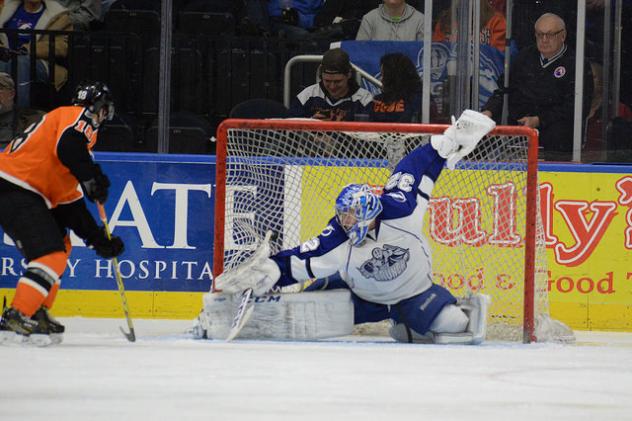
[540,172,632,331]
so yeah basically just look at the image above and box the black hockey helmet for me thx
[71,81,115,121]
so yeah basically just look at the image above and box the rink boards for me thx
[0,153,631,331]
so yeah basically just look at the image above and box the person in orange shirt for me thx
[0,81,124,345]
[369,52,422,122]
[433,0,507,52]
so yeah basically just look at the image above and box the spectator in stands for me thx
[482,13,593,161]
[0,0,72,107]
[0,72,44,149]
[268,0,324,40]
[312,0,380,40]
[56,0,100,30]
[510,0,577,50]
[369,53,421,123]
[433,0,506,51]
[355,0,424,41]
[289,47,372,121]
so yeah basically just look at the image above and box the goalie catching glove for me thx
[214,231,281,296]
[431,109,496,169]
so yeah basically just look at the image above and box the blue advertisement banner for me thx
[0,152,216,293]
[338,40,505,109]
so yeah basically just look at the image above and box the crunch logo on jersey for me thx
[358,244,409,282]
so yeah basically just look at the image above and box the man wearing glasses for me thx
[482,13,593,161]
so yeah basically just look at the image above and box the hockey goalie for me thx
[195,110,497,344]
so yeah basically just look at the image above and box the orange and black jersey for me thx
[0,106,101,208]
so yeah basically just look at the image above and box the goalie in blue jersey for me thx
[212,110,497,344]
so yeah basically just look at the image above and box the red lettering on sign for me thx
[615,177,632,250]
[554,200,617,266]
[615,176,632,206]
[539,183,559,246]
[434,267,485,291]
[624,208,632,250]
[547,271,615,294]
[429,197,486,246]
[488,183,521,246]
[496,273,515,290]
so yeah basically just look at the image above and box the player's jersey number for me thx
[385,172,415,193]
[8,116,45,153]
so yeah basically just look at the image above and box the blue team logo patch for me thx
[386,192,407,203]
[554,66,566,78]
[321,225,334,236]
[358,245,410,282]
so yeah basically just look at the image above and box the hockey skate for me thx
[0,307,62,346]
[31,307,65,345]
[0,307,38,345]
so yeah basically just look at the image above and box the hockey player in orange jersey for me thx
[0,81,124,345]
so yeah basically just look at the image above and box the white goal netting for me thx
[213,119,573,343]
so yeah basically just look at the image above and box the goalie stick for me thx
[97,203,136,342]
[225,288,254,342]
[219,230,274,342]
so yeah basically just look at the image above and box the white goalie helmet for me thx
[335,184,383,246]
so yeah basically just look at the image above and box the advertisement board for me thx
[540,166,632,330]
[1,153,215,317]
[1,153,630,330]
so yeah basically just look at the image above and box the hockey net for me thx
[213,119,573,343]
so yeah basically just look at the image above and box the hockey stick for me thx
[225,288,254,342]
[222,230,274,342]
[97,203,136,342]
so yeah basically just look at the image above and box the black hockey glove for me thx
[88,227,124,258]
[82,165,110,204]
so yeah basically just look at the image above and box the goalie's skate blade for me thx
[225,289,254,342]
[120,326,136,342]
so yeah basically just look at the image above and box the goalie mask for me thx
[335,184,382,246]
[72,81,115,123]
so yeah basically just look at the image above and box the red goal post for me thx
[213,118,553,343]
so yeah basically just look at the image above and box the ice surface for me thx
[1,318,631,421]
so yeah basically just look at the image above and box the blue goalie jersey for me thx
[271,144,446,305]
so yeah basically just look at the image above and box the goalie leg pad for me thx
[429,303,469,334]
[389,304,471,344]
[195,290,354,340]
[457,293,490,345]
[389,294,490,345]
